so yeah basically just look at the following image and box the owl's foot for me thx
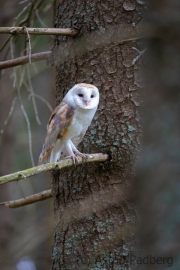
[75,151,89,165]
[74,151,89,161]
[66,152,88,165]
[69,154,78,165]
[65,140,89,165]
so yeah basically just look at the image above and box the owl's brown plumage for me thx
[39,101,74,164]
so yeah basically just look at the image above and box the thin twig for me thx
[28,93,53,112]
[0,189,52,208]
[14,3,31,23]
[18,82,35,166]
[35,9,47,28]
[3,45,11,63]
[23,26,32,63]
[41,0,56,13]
[0,51,51,70]
[103,36,144,54]
[132,47,146,65]
[0,27,78,36]
[19,0,30,4]
[0,153,109,185]
[35,0,44,11]
[10,39,17,87]
[20,102,35,166]
[25,0,35,27]
[26,65,41,125]
[0,97,17,145]
[10,38,35,167]
[15,1,34,27]
[0,36,12,53]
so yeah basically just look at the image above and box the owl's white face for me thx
[64,83,99,110]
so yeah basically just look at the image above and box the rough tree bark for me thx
[137,1,180,269]
[51,1,145,269]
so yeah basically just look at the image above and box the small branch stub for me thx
[0,27,78,36]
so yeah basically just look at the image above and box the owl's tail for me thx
[38,145,53,165]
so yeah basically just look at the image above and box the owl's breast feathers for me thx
[38,101,74,164]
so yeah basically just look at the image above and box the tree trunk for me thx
[51,1,144,269]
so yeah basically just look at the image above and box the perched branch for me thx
[0,51,51,70]
[0,27,78,36]
[0,189,52,208]
[0,153,109,185]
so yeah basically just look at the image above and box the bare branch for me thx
[0,189,52,208]
[0,153,109,185]
[0,51,51,70]
[0,27,78,36]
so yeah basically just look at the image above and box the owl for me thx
[39,83,99,164]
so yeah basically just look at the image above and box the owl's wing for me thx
[38,100,74,164]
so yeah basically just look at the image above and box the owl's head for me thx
[64,83,99,110]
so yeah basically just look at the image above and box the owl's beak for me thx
[83,100,89,106]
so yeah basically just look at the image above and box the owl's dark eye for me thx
[91,94,94,98]
[78,93,83,97]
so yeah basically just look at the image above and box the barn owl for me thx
[39,83,99,164]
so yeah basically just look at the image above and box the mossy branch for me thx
[0,153,109,185]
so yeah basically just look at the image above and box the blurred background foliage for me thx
[0,1,57,269]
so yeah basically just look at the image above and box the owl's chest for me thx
[66,109,94,139]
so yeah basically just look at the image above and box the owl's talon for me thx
[66,152,88,165]
[70,155,79,166]
[74,151,88,161]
